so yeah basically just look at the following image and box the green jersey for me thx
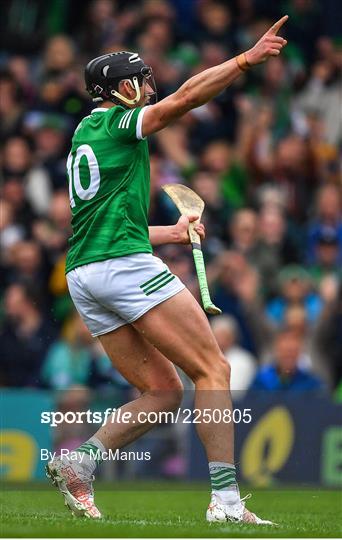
[65,105,152,274]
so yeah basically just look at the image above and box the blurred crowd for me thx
[0,0,341,398]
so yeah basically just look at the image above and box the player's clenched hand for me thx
[174,215,205,244]
[246,15,288,65]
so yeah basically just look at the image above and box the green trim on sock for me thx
[211,478,236,487]
[211,479,237,489]
[210,466,237,491]
[76,442,103,462]
[77,443,97,453]
[210,470,236,479]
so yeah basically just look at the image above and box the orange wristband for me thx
[236,53,251,72]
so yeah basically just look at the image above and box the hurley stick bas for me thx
[162,183,222,315]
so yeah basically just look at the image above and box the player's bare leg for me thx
[132,288,273,524]
[133,289,233,461]
[47,323,183,519]
[94,324,183,448]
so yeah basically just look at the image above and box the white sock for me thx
[209,461,240,505]
[74,436,106,476]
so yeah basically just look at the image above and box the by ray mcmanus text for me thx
[41,448,151,462]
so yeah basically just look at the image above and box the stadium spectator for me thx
[42,35,76,78]
[0,283,57,387]
[272,134,318,223]
[250,329,325,392]
[0,199,26,261]
[78,0,119,58]
[156,245,198,298]
[41,312,125,390]
[313,283,342,389]
[4,241,50,296]
[0,69,24,141]
[1,135,52,215]
[190,170,231,251]
[266,264,323,326]
[228,208,259,258]
[294,50,342,145]
[33,190,71,262]
[227,207,295,298]
[305,112,340,185]
[210,315,257,397]
[256,207,300,296]
[306,184,342,265]
[31,115,69,190]
[210,251,272,356]
[280,303,318,373]
[308,227,341,286]
[7,56,36,105]
[284,0,323,65]
[148,154,178,226]
[236,96,275,188]
[1,177,37,232]
[250,56,291,138]
[201,141,248,208]
[196,1,237,54]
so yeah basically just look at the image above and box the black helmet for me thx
[85,51,157,108]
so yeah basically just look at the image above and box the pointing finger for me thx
[267,15,288,35]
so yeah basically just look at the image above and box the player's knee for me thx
[161,376,184,397]
[152,388,183,414]
[208,353,230,387]
[218,355,231,385]
[164,391,183,412]
[162,379,184,412]
[190,352,230,389]
[145,377,183,412]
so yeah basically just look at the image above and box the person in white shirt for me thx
[211,315,257,399]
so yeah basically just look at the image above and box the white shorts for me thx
[66,253,185,337]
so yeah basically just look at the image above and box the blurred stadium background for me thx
[0,0,341,489]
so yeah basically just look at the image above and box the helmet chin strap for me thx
[110,76,141,106]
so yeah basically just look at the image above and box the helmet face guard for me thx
[141,66,158,105]
[110,66,157,106]
[85,52,158,108]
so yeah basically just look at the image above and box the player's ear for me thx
[118,79,133,97]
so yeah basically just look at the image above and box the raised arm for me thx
[142,15,288,137]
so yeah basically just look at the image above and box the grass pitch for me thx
[1,482,341,538]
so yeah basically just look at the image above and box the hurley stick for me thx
[162,184,222,315]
